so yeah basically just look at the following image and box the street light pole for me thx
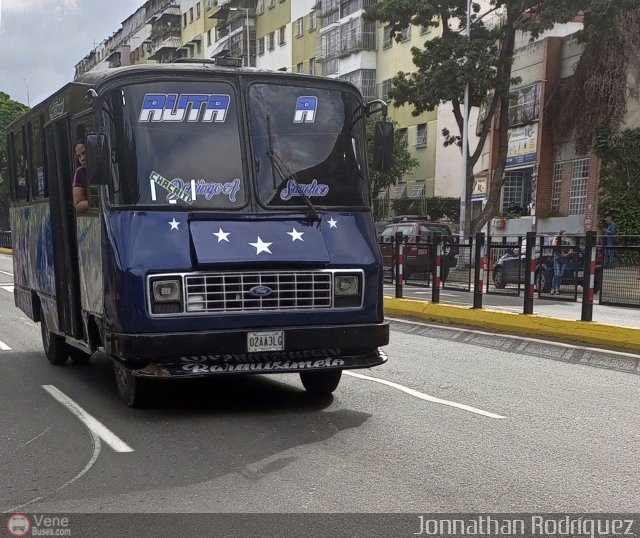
[20,77,30,107]
[460,0,472,237]
[245,8,250,67]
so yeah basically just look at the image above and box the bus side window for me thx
[28,117,47,199]
[73,120,99,210]
[11,129,29,202]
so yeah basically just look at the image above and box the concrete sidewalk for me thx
[385,296,640,352]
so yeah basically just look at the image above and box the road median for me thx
[385,296,640,352]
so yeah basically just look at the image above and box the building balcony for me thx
[149,36,182,59]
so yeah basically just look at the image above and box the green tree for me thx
[595,127,640,235]
[366,0,637,233]
[366,113,419,217]
[0,92,29,229]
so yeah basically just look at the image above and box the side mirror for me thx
[373,121,394,171]
[85,133,110,186]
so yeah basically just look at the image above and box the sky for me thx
[0,0,141,107]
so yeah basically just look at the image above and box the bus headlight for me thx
[153,280,181,302]
[335,275,359,296]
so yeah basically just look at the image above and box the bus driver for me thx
[72,140,90,213]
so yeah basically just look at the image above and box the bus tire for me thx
[300,369,342,395]
[114,362,149,408]
[40,316,68,366]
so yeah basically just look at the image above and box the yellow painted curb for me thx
[0,248,12,255]
[385,296,640,352]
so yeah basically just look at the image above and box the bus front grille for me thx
[184,271,333,313]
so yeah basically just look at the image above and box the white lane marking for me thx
[0,339,11,351]
[6,424,102,514]
[2,285,14,293]
[20,427,52,448]
[42,385,134,453]
[386,316,640,359]
[344,371,506,419]
[0,269,13,277]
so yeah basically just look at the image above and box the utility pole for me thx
[460,0,472,237]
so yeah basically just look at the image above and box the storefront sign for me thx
[506,124,538,167]
[472,176,487,201]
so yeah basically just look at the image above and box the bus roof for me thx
[7,62,361,131]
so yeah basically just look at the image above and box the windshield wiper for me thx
[266,147,320,222]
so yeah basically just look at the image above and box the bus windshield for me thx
[248,83,368,209]
[104,81,246,208]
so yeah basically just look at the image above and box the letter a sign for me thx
[293,96,318,123]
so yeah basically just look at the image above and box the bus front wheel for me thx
[114,363,149,408]
[300,370,342,395]
[40,316,68,366]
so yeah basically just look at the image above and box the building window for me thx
[278,26,286,46]
[338,69,377,101]
[183,13,187,28]
[509,83,541,126]
[309,11,317,32]
[411,181,425,198]
[296,62,304,73]
[398,128,408,147]
[383,26,392,48]
[309,57,316,75]
[258,36,265,55]
[189,7,193,23]
[268,0,275,8]
[415,124,428,147]
[295,17,304,37]
[569,158,590,215]
[256,0,264,15]
[380,79,392,101]
[196,40,201,55]
[267,32,275,50]
[196,3,201,19]
[551,162,562,211]
[420,24,432,35]
[501,169,532,212]
[393,183,407,199]
[400,26,411,42]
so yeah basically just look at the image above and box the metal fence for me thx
[383,231,640,316]
[0,231,10,249]
[486,235,524,297]
[599,236,640,307]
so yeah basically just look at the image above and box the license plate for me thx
[577,271,584,278]
[247,331,284,353]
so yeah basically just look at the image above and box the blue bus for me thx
[6,60,391,406]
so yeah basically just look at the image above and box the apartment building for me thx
[484,22,608,235]
[73,0,459,221]
[375,22,439,213]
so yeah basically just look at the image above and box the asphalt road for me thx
[0,253,638,516]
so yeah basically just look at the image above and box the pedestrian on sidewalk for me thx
[602,214,618,268]
[551,230,572,294]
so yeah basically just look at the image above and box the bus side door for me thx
[44,119,83,339]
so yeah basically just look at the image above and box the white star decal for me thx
[327,217,338,229]
[213,228,230,243]
[249,236,273,255]
[287,227,304,242]
[169,218,180,231]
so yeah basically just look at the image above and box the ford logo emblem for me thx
[250,285,273,297]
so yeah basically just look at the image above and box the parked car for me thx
[492,235,602,293]
[377,217,458,280]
